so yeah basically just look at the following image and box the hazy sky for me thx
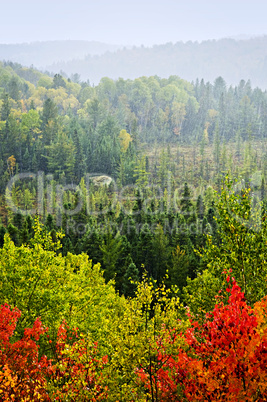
[1,0,266,45]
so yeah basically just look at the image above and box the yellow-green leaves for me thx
[119,129,132,153]
[0,224,124,351]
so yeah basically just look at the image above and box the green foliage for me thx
[167,245,190,291]
[184,176,267,315]
[122,262,139,297]
[0,220,125,352]
[100,230,124,282]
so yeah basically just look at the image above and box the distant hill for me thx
[0,40,122,68]
[45,36,267,88]
[1,37,267,89]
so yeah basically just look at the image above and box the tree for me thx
[0,304,109,401]
[41,98,58,129]
[119,129,132,153]
[0,304,50,401]
[122,262,139,297]
[0,225,6,247]
[102,274,183,401]
[1,92,11,121]
[21,109,41,142]
[45,132,75,180]
[136,223,154,275]
[7,155,16,177]
[213,76,226,101]
[93,116,121,175]
[139,278,267,401]
[7,224,19,246]
[213,121,221,171]
[49,322,108,401]
[151,224,170,281]
[196,194,205,220]
[100,230,123,282]
[184,176,267,315]
[180,182,194,221]
[8,76,20,101]
[167,245,189,290]
[133,156,150,188]
[73,128,86,182]
[52,73,66,89]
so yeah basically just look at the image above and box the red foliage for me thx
[0,304,51,401]
[138,279,267,401]
[0,306,108,401]
[48,321,108,401]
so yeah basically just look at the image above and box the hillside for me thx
[46,36,267,88]
[1,37,267,88]
[0,40,122,68]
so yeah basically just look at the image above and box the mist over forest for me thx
[0,40,122,69]
[1,36,267,88]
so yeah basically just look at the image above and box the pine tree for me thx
[213,121,220,172]
[1,92,11,121]
[136,223,154,276]
[73,129,86,182]
[0,225,6,247]
[196,194,205,220]
[7,224,20,246]
[122,262,139,297]
[151,224,170,281]
[167,245,189,290]
[8,76,20,101]
[180,183,194,221]
[100,230,123,282]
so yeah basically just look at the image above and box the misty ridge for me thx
[1,36,267,89]
[0,40,122,68]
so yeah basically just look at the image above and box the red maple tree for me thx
[139,278,267,401]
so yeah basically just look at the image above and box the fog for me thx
[1,0,266,45]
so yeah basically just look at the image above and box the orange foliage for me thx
[139,278,267,401]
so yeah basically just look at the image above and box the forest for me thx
[46,36,267,87]
[1,60,267,400]
[2,37,267,87]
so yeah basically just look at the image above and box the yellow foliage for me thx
[119,129,132,152]
[208,108,218,120]
[203,122,210,143]
[101,273,187,401]
[35,86,47,100]
[7,155,16,177]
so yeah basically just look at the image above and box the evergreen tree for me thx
[73,129,86,182]
[151,224,170,281]
[52,74,66,89]
[122,262,139,297]
[0,225,6,247]
[100,230,123,282]
[7,223,20,246]
[196,194,205,220]
[136,223,154,276]
[180,183,194,221]
[8,76,20,101]
[1,92,11,121]
[167,245,189,290]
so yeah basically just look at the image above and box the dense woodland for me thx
[1,60,267,400]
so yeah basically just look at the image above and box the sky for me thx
[0,0,266,46]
